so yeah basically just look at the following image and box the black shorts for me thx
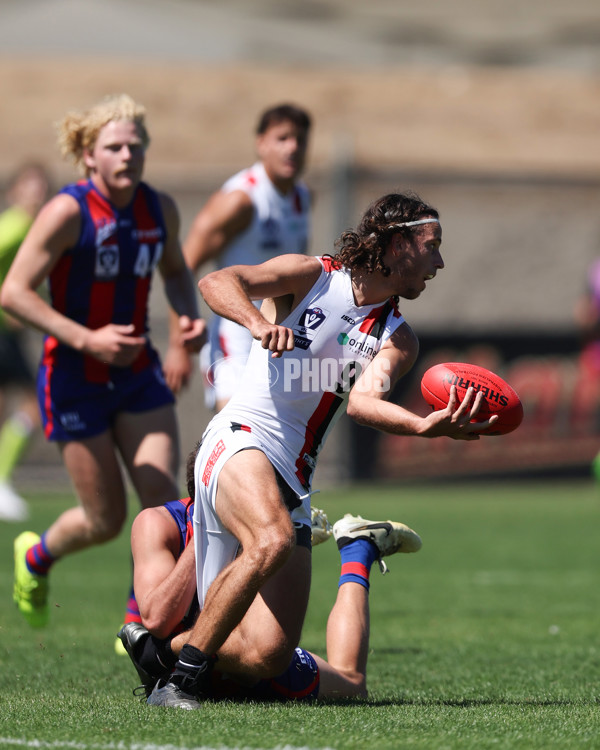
[274,469,312,551]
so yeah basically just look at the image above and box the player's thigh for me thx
[60,432,128,527]
[113,404,180,509]
[215,448,293,549]
[243,547,311,641]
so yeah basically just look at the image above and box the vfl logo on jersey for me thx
[260,218,281,251]
[299,308,326,330]
[95,244,119,278]
[294,307,328,350]
[95,220,119,278]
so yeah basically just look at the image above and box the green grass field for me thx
[1,479,599,750]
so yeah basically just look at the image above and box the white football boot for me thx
[332,514,422,573]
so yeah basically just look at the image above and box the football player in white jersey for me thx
[164,104,312,410]
[150,191,498,709]
[119,443,424,707]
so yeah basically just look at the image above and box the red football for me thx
[420,362,523,436]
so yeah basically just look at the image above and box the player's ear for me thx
[83,149,96,173]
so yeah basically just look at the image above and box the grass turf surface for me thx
[0,479,598,749]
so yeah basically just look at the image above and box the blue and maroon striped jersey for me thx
[44,179,166,384]
[164,497,199,632]
[164,497,194,554]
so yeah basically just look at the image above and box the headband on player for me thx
[388,218,440,229]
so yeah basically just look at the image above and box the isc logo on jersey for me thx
[293,307,328,350]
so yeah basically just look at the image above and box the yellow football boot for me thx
[13,531,49,627]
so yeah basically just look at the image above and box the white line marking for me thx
[0,739,337,750]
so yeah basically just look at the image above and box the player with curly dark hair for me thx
[147,189,495,709]
[333,191,440,279]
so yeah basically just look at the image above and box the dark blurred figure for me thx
[574,258,600,479]
[0,163,50,521]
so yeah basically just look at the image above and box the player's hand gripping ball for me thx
[420,362,523,436]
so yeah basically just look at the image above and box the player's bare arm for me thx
[0,194,146,366]
[163,190,250,391]
[158,193,206,353]
[131,507,197,639]
[348,324,496,441]
[198,254,322,357]
[183,189,255,271]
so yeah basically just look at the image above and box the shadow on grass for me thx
[370,647,424,655]
[312,696,599,707]
[216,695,597,708]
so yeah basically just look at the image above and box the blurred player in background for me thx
[1,94,205,629]
[147,191,498,709]
[574,258,600,479]
[163,103,312,410]
[118,444,422,708]
[0,163,50,521]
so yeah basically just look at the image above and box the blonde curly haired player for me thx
[2,94,206,635]
[57,94,150,174]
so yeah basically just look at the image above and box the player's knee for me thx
[86,510,126,543]
[251,640,297,679]
[250,522,295,575]
[264,647,296,678]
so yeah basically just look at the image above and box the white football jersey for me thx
[218,161,310,268]
[208,257,406,494]
[203,161,311,406]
